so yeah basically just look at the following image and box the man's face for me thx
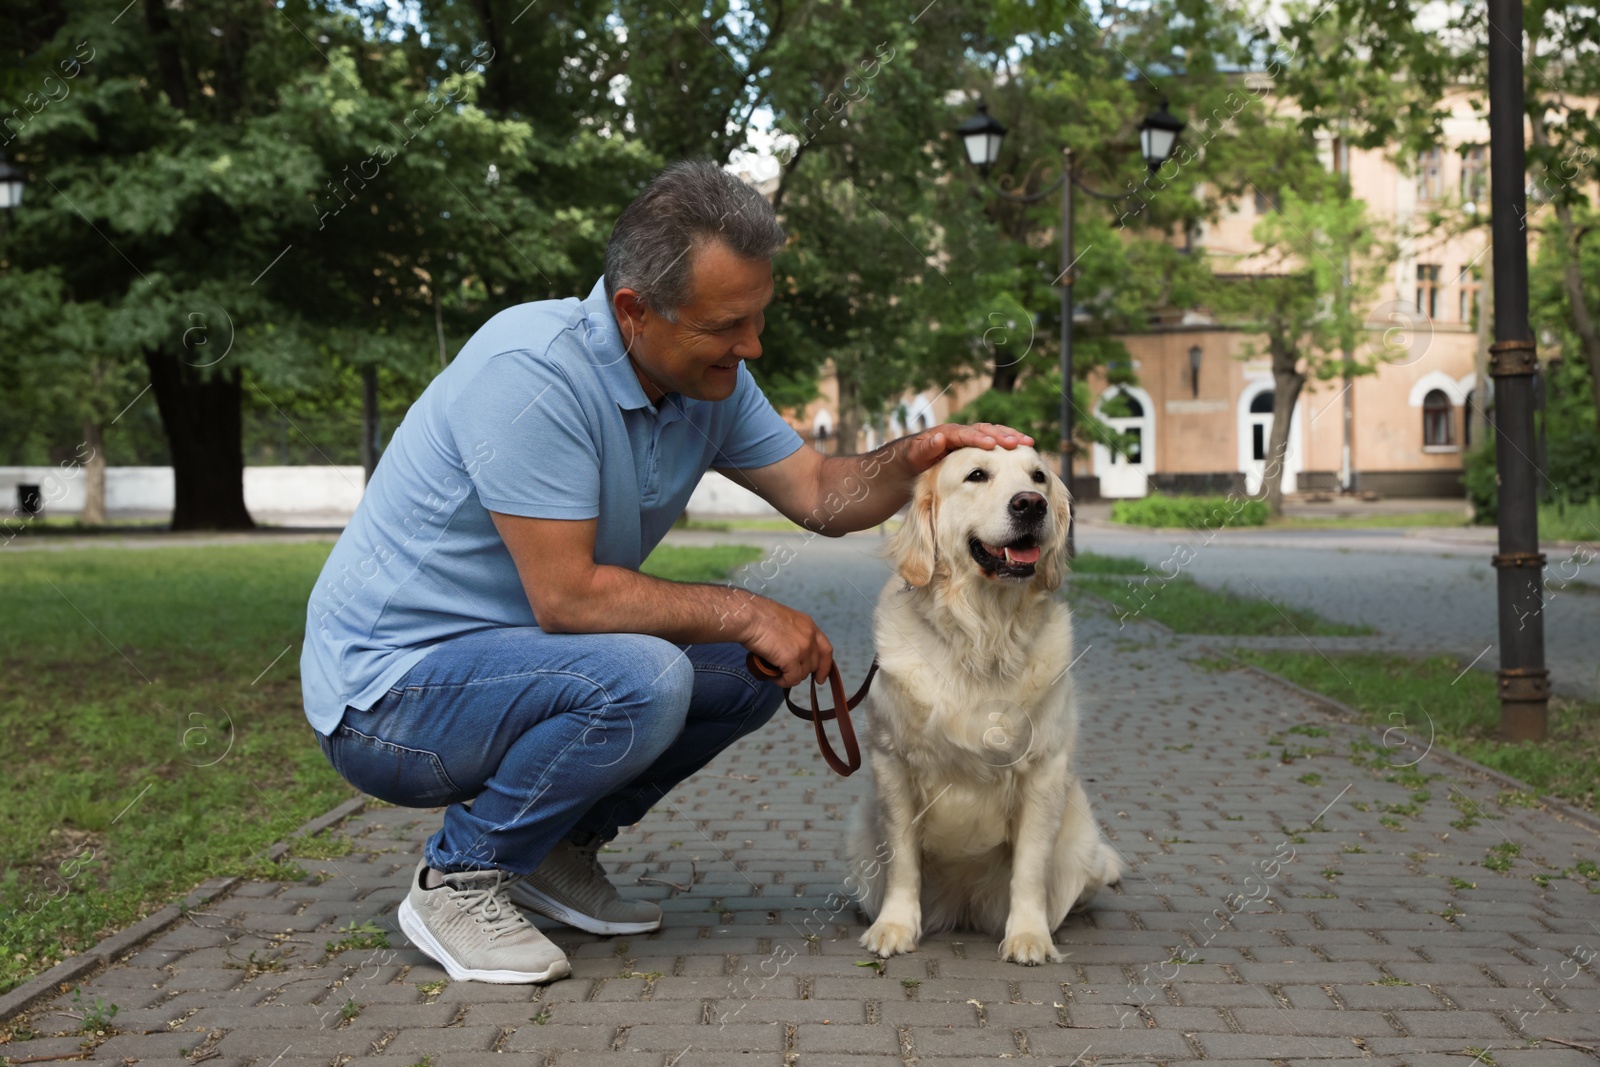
[613,239,774,404]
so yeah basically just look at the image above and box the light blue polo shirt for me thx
[299,277,804,735]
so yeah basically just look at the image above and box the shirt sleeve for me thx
[713,362,806,469]
[445,350,602,520]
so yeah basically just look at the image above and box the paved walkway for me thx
[5,535,1598,1067]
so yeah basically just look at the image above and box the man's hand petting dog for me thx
[902,422,1034,476]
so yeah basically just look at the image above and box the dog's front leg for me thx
[1000,753,1071,965]
[859,752,923,958]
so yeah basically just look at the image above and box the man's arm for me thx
[491,511,833,688]
[720,421,1037,536]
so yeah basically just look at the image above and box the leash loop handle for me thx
[745,652,876,777]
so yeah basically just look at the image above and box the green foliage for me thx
[1110,494,1269,529]
[325,921,389,956]
[70,986,119,1034]
[1463,356,1600,528]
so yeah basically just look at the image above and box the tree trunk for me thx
[1263,334,1305,517]
[835,363,862,455]
[144,350,255,531]
[81,417,106,525]
[989,358,1020,393]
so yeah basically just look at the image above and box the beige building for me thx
[765,91,1510,500]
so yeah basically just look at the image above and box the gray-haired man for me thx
[301,160,1033,982]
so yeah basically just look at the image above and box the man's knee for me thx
[586,637,694,764]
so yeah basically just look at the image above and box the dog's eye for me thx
[965,468,988,483]
[1031,470,1047,484]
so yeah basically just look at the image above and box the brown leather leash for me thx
[745,653,878,777]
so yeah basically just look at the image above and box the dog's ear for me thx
[1034,468,1072,592]
[892,469,940,588]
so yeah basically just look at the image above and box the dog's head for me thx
[891,445,1071,592]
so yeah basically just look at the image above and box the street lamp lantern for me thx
[0,152,25,210]
[955,104,1007,174]
[1139,100,1185,173]
[953,96,1186,558]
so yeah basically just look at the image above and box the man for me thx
[301,160,1033,984]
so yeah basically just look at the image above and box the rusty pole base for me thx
[1496,668,1550,742]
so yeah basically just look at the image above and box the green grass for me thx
[1232,651,1600,815]
[0,540,760,995]
[640,543,764,582]
[1268,510,1470,530]
[1539,498,1600,543]
[1067,551,1367,636]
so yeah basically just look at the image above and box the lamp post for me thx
[956,101,1184,557]
[1486,0,1547,740]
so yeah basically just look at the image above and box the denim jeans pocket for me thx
[324,723,463,808]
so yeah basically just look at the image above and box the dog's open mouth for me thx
[969,537,1041,579]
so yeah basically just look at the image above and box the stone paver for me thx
[4,531,1597,1066]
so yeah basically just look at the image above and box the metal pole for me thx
[1487,0,1548,740]
[1337,134,1355,494]
[1059,147,1076,559]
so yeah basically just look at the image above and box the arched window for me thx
[1248,390,1274,461]
[1423,389,1454,447]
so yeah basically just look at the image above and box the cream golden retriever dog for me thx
[846,445,1122,965]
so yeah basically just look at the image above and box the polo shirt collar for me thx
[582,277,693,420]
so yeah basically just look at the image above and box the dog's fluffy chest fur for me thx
[868,577,1078,790]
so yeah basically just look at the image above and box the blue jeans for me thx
[318,628,784,874]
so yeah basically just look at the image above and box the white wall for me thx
[2,465,781,522]
[1,466,366,520]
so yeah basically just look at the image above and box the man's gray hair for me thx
[604,160,786,322]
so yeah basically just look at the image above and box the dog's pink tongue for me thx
[986,543,1041,564]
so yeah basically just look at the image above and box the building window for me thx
[1423,389,1454,447]
[1460,145,1488,205]
[1459,266,1481,325]
[1416,264,1441,320]
[1417,147,1445,201]
[1253,186,1281,215]
[1249,390,1274,461]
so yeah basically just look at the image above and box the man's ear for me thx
[611,288,647,348]
[1034,469,1072,593]
[892,470,940,587]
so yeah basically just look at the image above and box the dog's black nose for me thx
[1009,492,1047,521]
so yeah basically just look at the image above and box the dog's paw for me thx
[861,919,920,958]
[999,930,1063,966]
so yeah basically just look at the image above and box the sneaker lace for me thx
[449,873,531,942]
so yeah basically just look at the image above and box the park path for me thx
[3,532,1598,1067]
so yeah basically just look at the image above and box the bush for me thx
[1110,493,1269,529]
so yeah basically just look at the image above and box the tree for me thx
[1207,141,1394,515]
[1,0,639,529]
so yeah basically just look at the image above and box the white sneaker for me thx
[509,832,662,936]
[397,860,571,983]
